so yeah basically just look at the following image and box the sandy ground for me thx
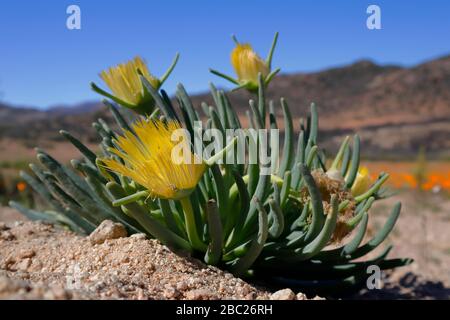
[0,221,271,300]
[0,220,317,300]
[0,191,449,300]
[353,191,450,299]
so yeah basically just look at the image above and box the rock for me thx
[17,258,32,271]
[18,249,35,259]
[185,289,217,300]
[1,257,16,270]
[43,285,71,300]
[0,275,27,294]
[0,231,15,241]
[296,292,308,300]
[130,233,147,240]
[245,292,256,300]
[176,281,188,291]
[163,285,180,299]
[136,288,146,300]
[0,275,74,300]
[270,288,296,300]
[0,222,8,231]
[88,220,127,245]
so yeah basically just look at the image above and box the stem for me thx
[205,136,238,166]
[231,82,250,92]
[355,173,389,203]
[266,32,279,70]
[330,136,350,170]
[159,53,180,85]
[265,68,280,85]
[228,174,284,206]
[209,68,240,85]
[180,197,207,251]
[90,82,136,109]
[338,200,350,212]
[149,108,160,119]
[347,197,375,228]
[112,190,148,207]
[231,34,240,45]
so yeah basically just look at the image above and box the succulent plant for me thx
[11,38,412,296]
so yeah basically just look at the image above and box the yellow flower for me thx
[231,44,269,86]
[351,167,372,197]
[92,54,179,115]
[210,33,279,92]
[102,118,206,200]
[100,56,160,106]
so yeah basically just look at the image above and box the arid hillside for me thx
[1,55,449,159]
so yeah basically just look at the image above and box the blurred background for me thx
[0,0,449,297]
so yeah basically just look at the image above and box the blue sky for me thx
[0,0,449,108]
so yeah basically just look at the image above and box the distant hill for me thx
[0,101,105,144]
[1,55,450,159]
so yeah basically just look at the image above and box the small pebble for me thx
[270,288,296,300]
[88,220,127,245]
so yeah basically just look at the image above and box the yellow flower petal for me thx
[231,44,269,84]
[102,119,206,199]
[100,56,159,106]
[351,166,372,197]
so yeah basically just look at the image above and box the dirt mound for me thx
[0,220,310,300]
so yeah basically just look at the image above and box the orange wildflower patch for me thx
[362,161,450,192]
